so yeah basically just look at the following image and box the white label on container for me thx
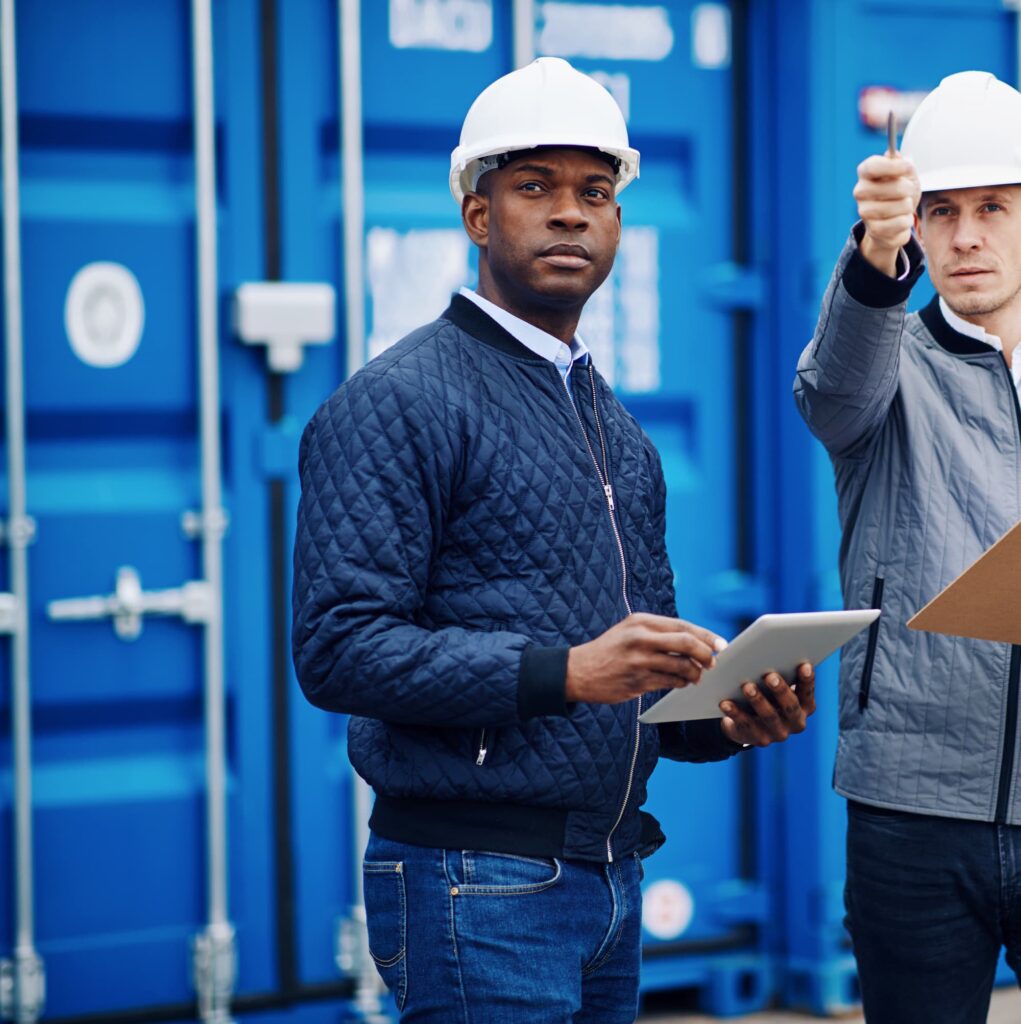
[537,3,674,62]
[64,262,145,368]
[578,226,660,392]
[366,227,470,361]
[390,0,493,52]
[641,878,695,940]
[692,3,730,69]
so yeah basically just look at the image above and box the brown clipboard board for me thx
[908,519,1021,643]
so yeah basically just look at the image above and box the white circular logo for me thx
[641,878,695,940]
[64,262,145,368]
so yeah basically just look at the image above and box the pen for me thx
[887,110,897,157]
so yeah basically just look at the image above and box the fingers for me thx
[856,154,916,185]
[630,613,727,654]
[796,662,817,716]
[854,155,921,254]
[719,671,813,747]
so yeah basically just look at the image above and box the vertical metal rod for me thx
[512,0,536,68]
[338,4,387,1020]
[341,0,366,380]
[191,0,235,1020]
[1,0,43,1020]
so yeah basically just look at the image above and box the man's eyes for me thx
[515,182,609,199]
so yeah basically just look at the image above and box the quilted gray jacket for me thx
[293,294,739,863]
[795,229,1021,824]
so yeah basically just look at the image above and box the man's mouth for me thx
[539,243,591,269]
[949,267,994,278]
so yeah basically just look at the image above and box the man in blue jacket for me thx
[294,57,815,1023]
[795,71,1021,1022]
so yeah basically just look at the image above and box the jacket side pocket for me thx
[363,860,407,1010]
[858,577,885,711]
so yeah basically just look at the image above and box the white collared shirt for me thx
[458,287,589,387]
[939,296,1021,395]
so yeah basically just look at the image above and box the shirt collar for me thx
[939,296,1004,352]
[458,287,589,368]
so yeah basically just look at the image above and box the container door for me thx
[3,1,280,1016]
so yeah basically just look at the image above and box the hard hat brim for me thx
[919,165,1021,194]
[450,141,640,204]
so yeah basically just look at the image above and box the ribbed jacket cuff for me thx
[662,718,746,762]
[517,646,570,719]
[842,223,924,308]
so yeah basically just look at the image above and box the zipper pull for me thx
[604,484,615,511]
[476,745,488,766]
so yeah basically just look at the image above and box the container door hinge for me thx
[47,566,213,641]
[0,948,46,1023]
[336,910,391,1023]
[192,923,236,1024]
[182,507,230,541]
[0,516,36,550]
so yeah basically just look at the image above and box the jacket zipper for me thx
[475,728,489,766]
[997,648,1021,822]
[559,364,640,862]
[857,576,884,711]
[995,357,1021,823]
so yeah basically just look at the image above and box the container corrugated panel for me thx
[774,0,1018,1012]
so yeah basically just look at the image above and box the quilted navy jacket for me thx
[293,294,739,863]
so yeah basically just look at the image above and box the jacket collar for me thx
[919,294,998,357]
[441,294,551,363]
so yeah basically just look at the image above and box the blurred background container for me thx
[0,1,1015,1021]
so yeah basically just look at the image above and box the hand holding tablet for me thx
[639,610,879,725]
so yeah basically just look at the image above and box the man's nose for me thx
[547,189,589,231]
[952,214,982,251]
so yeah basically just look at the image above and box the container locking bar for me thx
[0,951,44,1024]
[1,0,44,1016]
[46,566,213,641]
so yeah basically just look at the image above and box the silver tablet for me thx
[638,609,880,724]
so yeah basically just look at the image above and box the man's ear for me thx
[615,203,622,249]
[462,192,489,247]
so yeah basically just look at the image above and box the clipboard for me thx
[908,519,1021,644]
[638,610,879,724]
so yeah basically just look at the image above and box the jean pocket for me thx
[457,851,562,895]
[362,860,407,1009]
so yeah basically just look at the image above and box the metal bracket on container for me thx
[47,566,213,641]
[233,281,336,374]
[0,594,16,635]
[335,911,364,978]
[192,923,236,1024]
[0,948,46,1023]
[182,507,230,541]
[0,516,36,550]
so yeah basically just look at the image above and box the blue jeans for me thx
[362,832,643,1023]
[845,801,1021,1023]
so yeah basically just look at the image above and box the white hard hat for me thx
[901,70,1021,193]
[449,57,639,205]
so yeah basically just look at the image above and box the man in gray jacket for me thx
[795,71,1021,1022]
